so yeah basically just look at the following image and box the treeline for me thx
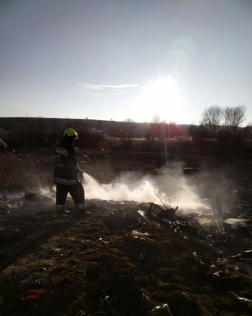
[114,107,252,152]
[0,106,251,153]
[0,118,105,150]
[0,117,189,151]
[189,105,252,151]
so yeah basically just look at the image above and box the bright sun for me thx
[139,75,184,121]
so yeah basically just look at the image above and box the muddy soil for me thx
[0,153,252,316]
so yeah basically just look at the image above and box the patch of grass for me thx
[0,152,53,192]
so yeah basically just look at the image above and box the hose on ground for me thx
[0,208,77,273]
[0,180,85,272]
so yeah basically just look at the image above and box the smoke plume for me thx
[83,162,210,213]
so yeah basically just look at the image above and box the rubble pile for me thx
[0,195,252,316]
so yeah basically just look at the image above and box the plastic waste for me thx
[230,291,252,308]
[19,289,53,305]
[138,210,145,216]
[142,292,150,301]
[231,250,252,262]
[153,303,172,314]
[7,204,18,209]
[139,254,144,260]
[39,267,47,272]
[154,304,169,310]
[131,230,150,236]
[18,279,35,287]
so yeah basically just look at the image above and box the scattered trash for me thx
[146,203,178,223]
[19,289,53,305]
[34,278,43,285]
[18,279,35,288]
[154,303,169,310]
[39,267,47,272]
[102,294,123,316]
[230,291,252,308]
[216,258,228,265]
[139,254,144,260]
[6,204,18,209]
[142,292,150,301]
[153,303,173,315]
[138,210,145,217]
[1,194,252,315]
[101,240,110,245]
[131,230,150,237]
[231,250,252,262]
[76,311,87,316]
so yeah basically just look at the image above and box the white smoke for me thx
[83,162,209,213]
[39,187,55,198]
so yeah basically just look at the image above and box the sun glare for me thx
[146,76,180,103]
[139,75,184,121]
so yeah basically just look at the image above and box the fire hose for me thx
[0,181,84,273]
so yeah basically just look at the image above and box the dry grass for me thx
[0,152,54,192]
[1,136,251,193]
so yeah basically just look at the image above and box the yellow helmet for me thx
[63,128,78,140]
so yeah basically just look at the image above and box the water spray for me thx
[83,172,104,195]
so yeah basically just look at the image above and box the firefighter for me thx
[53,128,85,217]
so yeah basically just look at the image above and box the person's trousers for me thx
[56,182,85,211]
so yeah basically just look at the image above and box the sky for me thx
[0,0,251,125]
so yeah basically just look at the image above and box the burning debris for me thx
[146,202,178,222]
[0,157,252,316]
[0,191,252,316]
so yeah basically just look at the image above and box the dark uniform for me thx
[53,139,85,213]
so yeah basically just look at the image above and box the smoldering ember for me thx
[0,123,252,316]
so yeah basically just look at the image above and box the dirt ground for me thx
[0,152,252,316]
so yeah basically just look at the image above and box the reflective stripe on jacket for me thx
[53,142,79,185]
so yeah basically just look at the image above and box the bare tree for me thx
[223,105,246,132]
[201,105,223,135]
[151,115,162,139]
